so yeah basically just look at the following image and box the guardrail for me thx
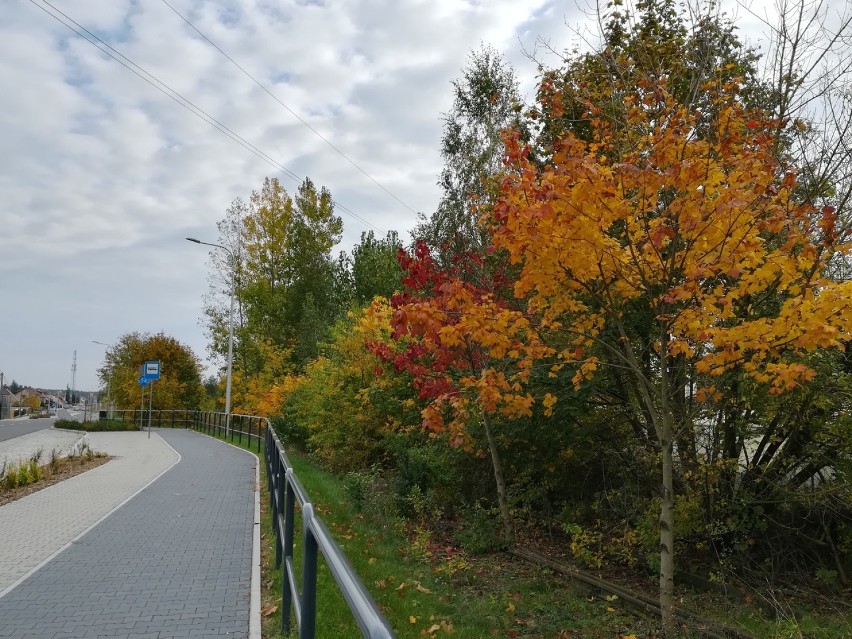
[265,426,395,639]
[108,409,265,452]
[104,408,395,637]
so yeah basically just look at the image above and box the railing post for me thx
[274,460,284,569]
[300,503,318,639]
[282,471,296,635]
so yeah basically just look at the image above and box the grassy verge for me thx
[272,454,659,639]
[196,429,852,639]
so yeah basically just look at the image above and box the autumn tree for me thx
[285,298,418,471]
[99,332,204,411]
[383,242,550,542]
[238,176,342,367]
[489,76,852,628]
[200,176,343,411]
[514,0,852,590]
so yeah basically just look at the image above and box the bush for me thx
[1,458,42,490]
[390,437,466,522]
[453,502,505,554]
[55,419,138,432]
[342,470,373,513]
[271,415,308,449]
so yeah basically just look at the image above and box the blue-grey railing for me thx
[265,426,395,639]
[109,409,265,452]
[107,408,395,638]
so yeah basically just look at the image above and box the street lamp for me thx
[92,340,113,417]
[186,236,235,437]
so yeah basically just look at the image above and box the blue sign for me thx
[138,376,150,387]
[143,361,161,381]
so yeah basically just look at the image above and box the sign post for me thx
[141,361,161,439]
[138,375,150,432]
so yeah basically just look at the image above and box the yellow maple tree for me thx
[489,77,852,627]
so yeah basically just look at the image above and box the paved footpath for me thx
[0,429,259,639]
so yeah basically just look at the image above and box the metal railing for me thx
[103,408,395,638]
[108,409,265,452]
[266,426,395,639]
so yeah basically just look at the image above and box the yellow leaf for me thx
[409,615,417,624]
[415,582,432,594]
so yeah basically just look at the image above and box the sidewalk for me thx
[0,429,259,639]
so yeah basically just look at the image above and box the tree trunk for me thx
[482,410,513,543]
[660,430,676,634]
[659,331,675,634]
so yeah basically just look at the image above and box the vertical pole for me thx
[225,265,234,439]
[140,385,145,431]
[300,504,318,639]
[274,463,284,569]
[282,475,296,635]
[147,381,154,439]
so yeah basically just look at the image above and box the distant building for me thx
[0,387,16,419]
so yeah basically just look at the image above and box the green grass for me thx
[686,589,852,639]
[193,428,852,639]
[263,450,661,639]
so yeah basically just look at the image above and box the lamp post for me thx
[92,340,113,418]
[186,236,235,437]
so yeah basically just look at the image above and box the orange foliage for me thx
[490,79,852,396]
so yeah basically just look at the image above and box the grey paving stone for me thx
[0,430,256,638]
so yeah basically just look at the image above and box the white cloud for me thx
[1,0,827,390]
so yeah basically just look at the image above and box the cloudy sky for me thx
[0,0,788,392]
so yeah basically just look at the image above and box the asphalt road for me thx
[0,408,81,443]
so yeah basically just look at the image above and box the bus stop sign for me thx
[143,361,161,381]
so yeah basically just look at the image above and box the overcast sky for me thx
[0,0,792,392]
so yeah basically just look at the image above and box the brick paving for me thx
[0,429,258,639]
[0,431,179,594]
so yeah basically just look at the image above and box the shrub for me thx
[453,502,505,554]
[55,419,137,432]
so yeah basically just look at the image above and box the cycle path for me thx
[0,429,260,639]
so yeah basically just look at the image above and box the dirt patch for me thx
[0,455,112,507]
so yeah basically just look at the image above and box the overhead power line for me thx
[28,0,384,233]
[160,0,419,217]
